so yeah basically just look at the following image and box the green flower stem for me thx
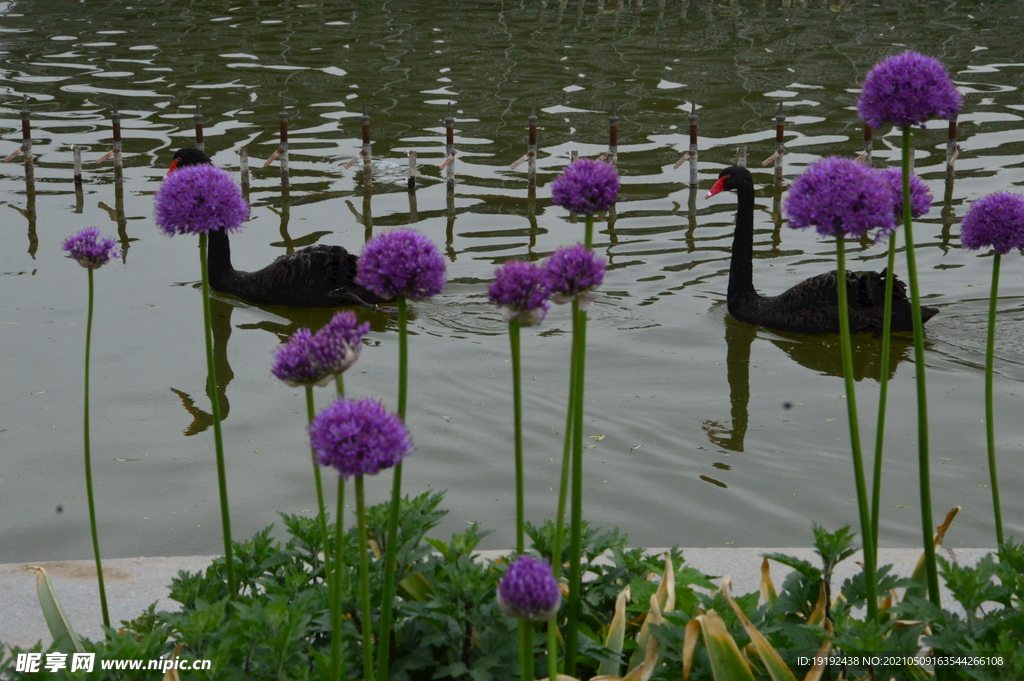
[83,268,110,629]
[901,126,940,608]
[870,236,898,563]
[509,321,526,555]
[356,476,374,681]
[519,620,534,681]
[331,475,348,681]
[985,252,1004,545]
[835,239,878,622]
[376,295,408,681]
[305,386,333,601]
[198,233,235,594]
[332,374,348,680]
[547,340,577,681]
[565,215,595,676]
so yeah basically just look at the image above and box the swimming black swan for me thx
[167,148,392,309]
[705,165,938,335]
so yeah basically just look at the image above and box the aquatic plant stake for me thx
[870,168,932,558]
[62,228,120,629]
[155,162,249,594]
[312,398,413,681]
[858,51,961,608]
[356,229,446,681]
[785,156,896,622]
[960,192,1024,545]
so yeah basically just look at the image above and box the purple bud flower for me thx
[497,555,561,621]
[62,228,120,269]
[960,192,1024,255]
[550,158,619,215]
[879,167,932,221]
[488,260,551,326]
[155,164,249,236]
[542,244,606,306]
[857,51,961,130]
[310,398,412,479]
[272,312,370,387]
[356,229,446,300]
[784,157,896,240]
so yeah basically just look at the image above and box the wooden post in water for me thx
[608,102,618,167]
[736,146,747,168]
[194,103,205,154]
[527,106,538,189]
[279,100,290,191]
[761,102,785,187]
[20,96,34,186]
[237,147,250,197]
[361,101,372,190]
[688,103,698,185]
[945,116,959,181]
[111,99,123,188]
[856,123,873,165]
[407,150,417,192]
[443,102,456,192]
[73,144,83,192]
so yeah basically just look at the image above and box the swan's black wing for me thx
[235,245,392,308]
[749,269,937,335]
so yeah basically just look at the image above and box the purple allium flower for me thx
[62,228,120,269]
[488,260,551,326]
[960,192,1024,255]
[154,164,249,236]
[497,555,561,621]
[272,312,370,387]
[857,51,961,130]
[355,229,446,300]
[879,167,932,221]
[550,158,619,215]
[542,244,606,305]
[784,157,896,240]
[310,398,412,479]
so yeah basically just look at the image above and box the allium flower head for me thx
[960,192,1024,255]
[542,244,606,305]
[785,157,896,240]
[497,555,561,621]
[857,51,961,130]
[880,167,932,221]
[272,312,370,387]
[488,260,551,326]
[550,158,619,215]
[155,163,249,236]
[356,229,446,300]
[310,398,412,479]
[62,228,120,269]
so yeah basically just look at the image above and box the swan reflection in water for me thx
[703,315,915,454]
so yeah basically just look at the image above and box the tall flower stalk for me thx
[155,160,249,594]
[63,228,120,629]
[960,192,1024,545]
[785,156,896,622]
[498,555,561,681]
[312,398,413,681]
[271,310,369,648]
[356,229,446,681]
[858,51,961,608]
[871,168,932,558]
[546,158,617,676]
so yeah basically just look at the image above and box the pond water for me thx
[2,0,1023,563]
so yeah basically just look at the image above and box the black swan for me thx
[705,165,938,335]
[167,148,392,309]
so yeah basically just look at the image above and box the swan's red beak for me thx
[165,158,180,177]
[705,175,728,199]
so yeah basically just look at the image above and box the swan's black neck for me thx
[727,180,758,315]
[206,227,237,291]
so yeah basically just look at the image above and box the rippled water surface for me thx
[3,0,1024,562]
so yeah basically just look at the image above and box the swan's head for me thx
[705,166,753,199]
[167,148,213,175]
